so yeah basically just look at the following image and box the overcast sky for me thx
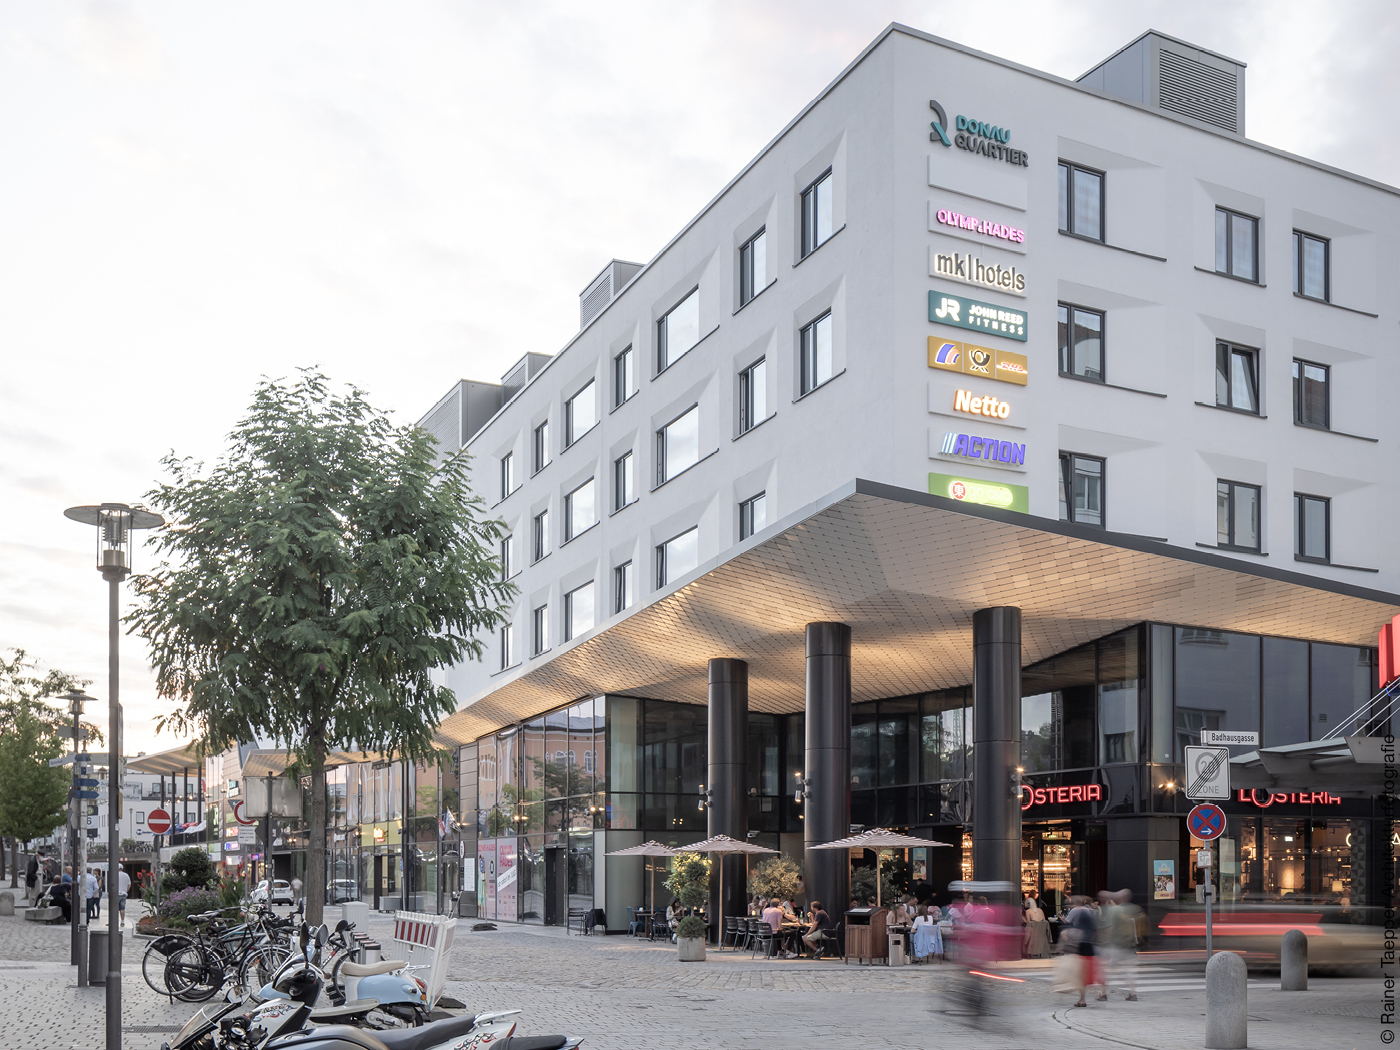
[2,1,1395,756]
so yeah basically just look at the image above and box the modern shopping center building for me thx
[400,24,1400,932]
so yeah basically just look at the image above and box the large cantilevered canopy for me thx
[240,749,395,778]
[436,479,1400,747]
[126,741,207,775]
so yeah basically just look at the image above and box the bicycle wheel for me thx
[141,935,194,996]
[238,943,292,994]
[166,944,222,1003]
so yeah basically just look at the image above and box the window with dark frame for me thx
[739,357,767,433]
[499,452,514,501]
[1058,453,1104,527]
[799,312,833,395]
[656,404,700,486]
[1057,303,1104,381]
[533,420,550,473]
[613,346,634,408]
[1293,231,1329,301]
[613,451,634,511]
[657,288,700,371]
[1057,162,1103,241]
[1292,359,1329,429]
[1216,480,1261,552]
[656,526,699,587]
[532,605,549,656]
[800,169,833,257]
[1215,342,1260,414]
[499,622,514,670]
[564,478,596,541]
[614,561,633,613]
[565,380,596,446]
[499,535,512,581]
[564,581,594,641]
[739,492,767,540]
[1295,493,1330,563]
[739,228,767,306]
[1215,207,1259,282]
[532,509,549,562]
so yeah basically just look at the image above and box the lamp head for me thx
[64,503,164,581]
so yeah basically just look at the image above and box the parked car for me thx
[330,879,359,904]
[250,879,295,906]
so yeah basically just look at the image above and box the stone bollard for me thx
[1280,928,1308,991]
[1205,950,1248,1049]
[0,891,14,916]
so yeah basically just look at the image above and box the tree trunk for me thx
[1,836,7,884]
[305,727,327,927]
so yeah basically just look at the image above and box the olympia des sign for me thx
[936,208,1026,246]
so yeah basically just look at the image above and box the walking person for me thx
[1063,895,1100,1007]
[117,865,131,928]
[86,868,101,921]
[1099,890,1141,1000]
[25,854,39,906]
[1023,895,1052,959]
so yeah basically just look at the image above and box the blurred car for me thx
[250,879,295,906]
[329,879,359,904]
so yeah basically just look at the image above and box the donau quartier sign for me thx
[929,100,1029,167]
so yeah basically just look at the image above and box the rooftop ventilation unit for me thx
[579,259,643,329]
[1078,30,1245,136]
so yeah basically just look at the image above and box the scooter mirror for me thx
[336,919,350,933]
[316,925,329,948]
[298,923,310,953]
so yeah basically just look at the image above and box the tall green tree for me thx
[0,695,74,864]
[130,371,514,922]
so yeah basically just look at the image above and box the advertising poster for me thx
[479,842,496,920]
[912,847,928,883]
[1153,859,1175,900]
[498,839,518,921]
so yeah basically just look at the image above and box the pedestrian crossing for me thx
[1011,967,1271,996]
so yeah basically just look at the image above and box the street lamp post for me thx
[65,502,163,1050]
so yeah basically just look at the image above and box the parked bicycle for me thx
[142,900,298,1001]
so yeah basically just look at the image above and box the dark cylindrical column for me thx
[972,607,1022,891]
[707,658,748,941]
[804,623,851,919]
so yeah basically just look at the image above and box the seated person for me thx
[802,900,834,956]
[48,879,71,923]
[780,899,798,922]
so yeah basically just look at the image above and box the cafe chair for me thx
[813,922,842,961]
[722,916,741,950]
[751,921,777,959]
[626,907,644,937]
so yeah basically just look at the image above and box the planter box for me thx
[677,937,706,962]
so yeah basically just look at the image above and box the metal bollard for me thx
[1280,929,1308,991]
[1205,950,1247,1049]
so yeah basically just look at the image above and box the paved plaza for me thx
[0,905,1381,1049]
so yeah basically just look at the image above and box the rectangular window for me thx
[532,605,549,656]
[1058,453,1104,527]
[739,492,767,540]
[499,452,514,501]
[738,357,767,433]
[613,346,634,408]
[564,478,596,540]
[799,312,833,395]
[614,561,633,613]
[1295,494,1330,563]
[613,451,634,511]
[1057,303,1104,381]
[499,623,514,670]
[1215,342,1260,414]
[1215,207,1259,282]
[657,526,699,587]
[136,811,145,824]
[533,420,550,473]
[800,170,833,257]
[657,288,700,371]
[564,581,595,641]
[1057,162,1103,241]
[656,404,700,485]
[565,380,596,446]
[499,535,512,581]
[1217,480,1261,552]
[1293,231,1329,301]
[532,509,549,562]
[1292,359,1329,428]
[739,228,767,305]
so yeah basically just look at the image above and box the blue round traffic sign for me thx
[1188,803,1227,841]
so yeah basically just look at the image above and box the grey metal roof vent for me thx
[579,259,643,328]
[1078,30,1246,136]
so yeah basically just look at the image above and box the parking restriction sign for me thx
[1188,803,1227,841]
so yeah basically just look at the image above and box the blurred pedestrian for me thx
[25,855,39,905]
[85,869,100,921]
[1099,890,1141,1000]
[1064,895,1100,1006]
[1024,895,1051,959]
[117,866,132,927]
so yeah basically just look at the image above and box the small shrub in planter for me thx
[676,914,706,940]
[156,886,222,929]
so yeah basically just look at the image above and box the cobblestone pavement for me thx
[0,904,1386,1049]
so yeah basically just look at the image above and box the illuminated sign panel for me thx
[930,250,1026,296]
[928,337,1028,386]
[928,100,1029,167]
[1236,790,1341,808]
[936,208,1025,245]
[928,472,1028,514]
[939,431,1026,466]
[953,389,1010,419]
[928,291,1027,342]
[1022,782,1102,809]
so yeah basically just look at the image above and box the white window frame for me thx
[800,170,833,257]
[565,380,597,447]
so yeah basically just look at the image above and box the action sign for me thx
[147,808,171,835]
[1188,802,1227,842]
[1184,745,1230,800]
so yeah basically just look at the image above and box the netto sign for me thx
[929,100,1029,167]
[953,389,1010,419]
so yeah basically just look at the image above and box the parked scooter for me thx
[163,923,582,1050]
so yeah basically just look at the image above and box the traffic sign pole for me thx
[1188,803,1226,962]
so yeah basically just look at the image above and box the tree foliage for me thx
[162,846,218,894]
[747,855,803,902]
[129,371,514,922]
[664,852,711,911]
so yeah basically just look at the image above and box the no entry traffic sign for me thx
[1188,802,1227,841]
[147,808,171,835]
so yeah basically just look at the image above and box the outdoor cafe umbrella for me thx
[604,841,678,915]
[809,828,953,907]
[685,833,778,933]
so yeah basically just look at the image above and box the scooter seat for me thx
[374,1013,479,1050]
[342,959,407,977]
[309,999,380,1022]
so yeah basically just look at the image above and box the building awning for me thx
[240,748,393,779]
[125,741,206,775]
[435,479,1400,747]
[1230,736,1392,796]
